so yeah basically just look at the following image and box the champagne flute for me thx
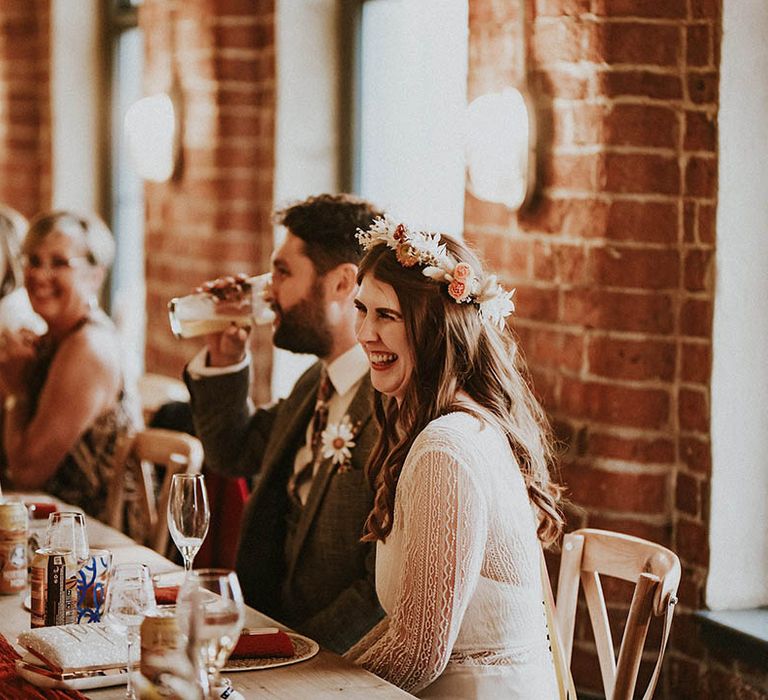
[105,563,156,700]
[168,473,210,572]
[45,511,89,566]
[176,569,245,699]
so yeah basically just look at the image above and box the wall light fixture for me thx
[124,9,182,184]
[124,90,180,183]
[466,87,536,211]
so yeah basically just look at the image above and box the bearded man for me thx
[185,194,384,653]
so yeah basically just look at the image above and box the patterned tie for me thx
[288,368,335,505]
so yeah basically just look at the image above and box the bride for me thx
[346,218,564,698]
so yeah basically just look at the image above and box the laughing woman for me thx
[0,211,140,529]
[346,218,564,698]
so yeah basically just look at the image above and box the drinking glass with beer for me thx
[168,273,274,339]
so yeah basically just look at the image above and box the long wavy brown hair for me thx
[359,235,564,547]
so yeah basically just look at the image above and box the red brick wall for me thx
[0,0,51,217]
[4,2,761,695]
[467,1,764,698]
[140,0,275,402]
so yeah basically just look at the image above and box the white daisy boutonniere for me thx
[321,416,358,471]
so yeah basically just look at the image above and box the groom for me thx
[184,194,383,653]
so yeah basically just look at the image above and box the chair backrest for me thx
[136,373,190,425]
[554,528,681,700]
[106,428,204,554]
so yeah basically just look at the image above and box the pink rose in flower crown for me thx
[448,279,470,302]
[452,262,472,282]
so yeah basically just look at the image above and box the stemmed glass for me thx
[176,569,245,699]
[168,473,210,572]
[105,563,156,700]
[45,511,89,566]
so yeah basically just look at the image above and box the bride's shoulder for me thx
[410,411,485,455]
[430,410,483,431]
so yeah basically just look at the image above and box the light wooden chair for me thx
[106,428,204,555]
[137,373,190,425]
[554,528,681,700]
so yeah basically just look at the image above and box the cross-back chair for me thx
[106,428,204,555]
[136,372,190,425]
[553,528,680,700]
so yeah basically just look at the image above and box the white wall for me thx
[51,0,103,212]
[708,0,768,609]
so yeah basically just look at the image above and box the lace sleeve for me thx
[344,616,389,663]
[356,438,488,693]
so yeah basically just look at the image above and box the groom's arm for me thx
[185,363,279,478]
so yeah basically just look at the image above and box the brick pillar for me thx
[0,0,51,217]
[466,1,732,697]
[141,0,275,402]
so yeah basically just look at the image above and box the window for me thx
[49,0,144,382]
[270,0,469,399]
[272,0,347,398]
[108,1,145,384]
[708,0,768,610]
[354,0,468,235]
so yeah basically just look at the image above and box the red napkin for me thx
[0,632,88,699]
[153,585,179,605]
[230,629,294,659]
[26,502,58,520]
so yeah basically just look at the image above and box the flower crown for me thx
[356,216,515,329]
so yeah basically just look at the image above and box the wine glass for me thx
[105,563,156,700]
[168,473,210,572]
[45,511,89,566]
[176,569,245,699]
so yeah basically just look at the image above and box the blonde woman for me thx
[0,211,140,529]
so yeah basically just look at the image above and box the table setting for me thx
[0,485,409,699]
[0,480,334,700]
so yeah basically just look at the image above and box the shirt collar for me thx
[324,344,369,397]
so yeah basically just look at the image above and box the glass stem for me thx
[184,555,193,572]
[125,633,135,699]
[207,669,221,699]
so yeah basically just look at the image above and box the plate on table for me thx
[223,632,319,672]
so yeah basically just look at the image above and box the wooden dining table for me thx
[0,496,412,699]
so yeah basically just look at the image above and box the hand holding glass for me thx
[176,569,245,699]
[168,473,210,572]
[105,563,156,700]
[168,272,274,338]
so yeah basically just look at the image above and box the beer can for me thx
[30,548,77,627]
[0,501,28,594]
[140,610,184,682]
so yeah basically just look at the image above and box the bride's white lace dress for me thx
[350,411,558,699]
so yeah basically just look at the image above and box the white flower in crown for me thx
[357,215,446,268]
[321,415,357,466]
[476,275,516,329]
[356,216,515,329]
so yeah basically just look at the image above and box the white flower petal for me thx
[320,416,358,465]
[422,266,448,281]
